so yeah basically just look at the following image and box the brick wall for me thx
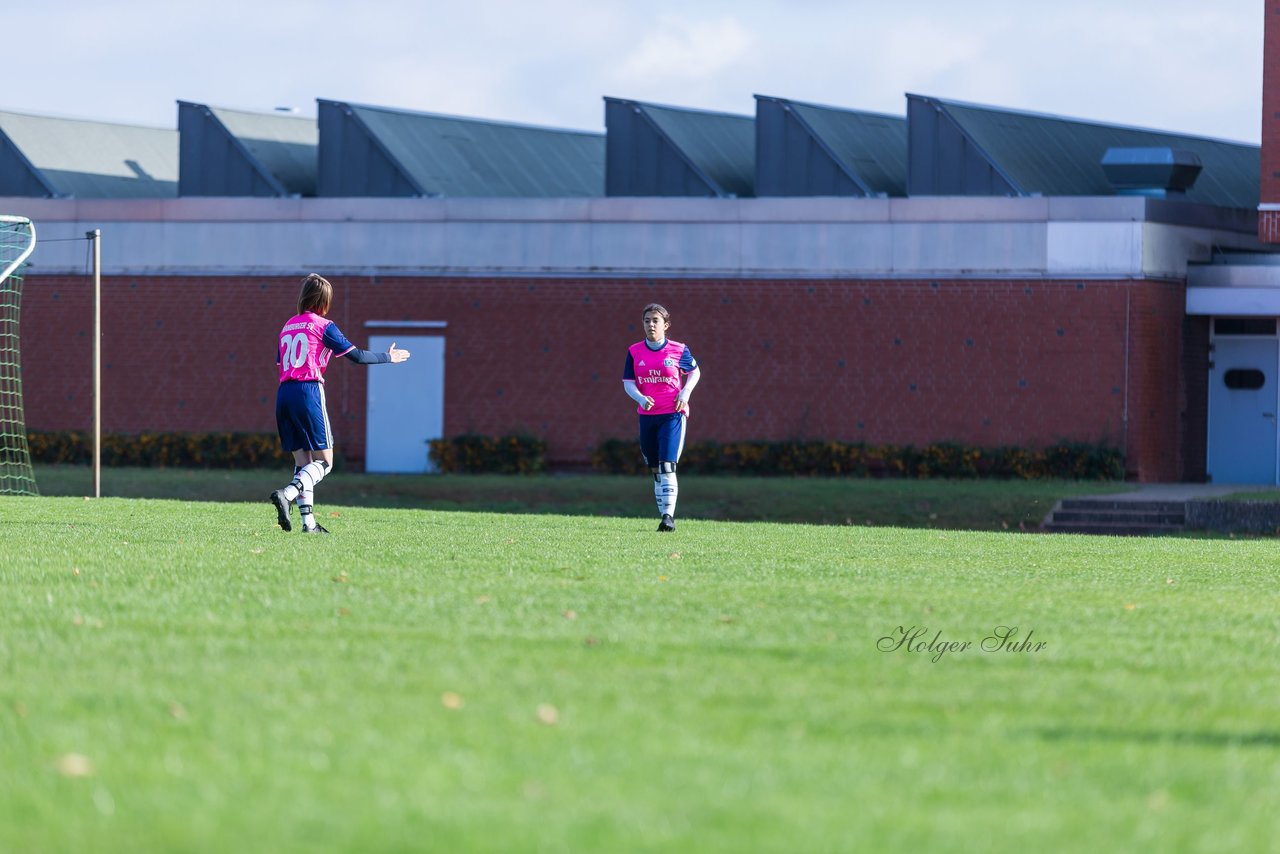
[1124,279,1195,482]
[1180,315,1210,483]
[20,274,1192,480]
[1262,1,1280,240]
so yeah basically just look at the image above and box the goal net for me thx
[0,215,37,496]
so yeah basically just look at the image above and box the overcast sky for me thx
[4,0,1265,143]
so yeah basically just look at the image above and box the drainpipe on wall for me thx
[1123,290,1131,465]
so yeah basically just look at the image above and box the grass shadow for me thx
[30,465,1134,532]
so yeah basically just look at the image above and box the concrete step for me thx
[1058,499,1187,513]
[1042,521,1185,536]
[1042,497,1189,536]
[1052,509,1185,525]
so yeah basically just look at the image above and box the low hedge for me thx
[25,429,1122,480]
[592,438,1124,480]
[428,434,546,474]
[28,430,547,473]
[28,430,293,468]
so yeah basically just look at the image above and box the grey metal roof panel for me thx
[914,95,1258,208]
[326,101,604,197]
[759,96,906,196]
[629,100,755,197]
[0,110,176,198]
[208,106,317,195]
[0,131,54,196]
[604,98,720,196]
[179,102,289,197]
[317,101,419,196]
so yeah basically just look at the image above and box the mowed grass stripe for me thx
[2,496,1279,852]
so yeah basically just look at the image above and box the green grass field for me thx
[3,488,1280,852]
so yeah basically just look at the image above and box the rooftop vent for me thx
[1101,147,1202,198]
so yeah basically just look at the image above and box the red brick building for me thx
[3,72,1273,483]
[1261,0,1280,242]
[12,196,1257,481]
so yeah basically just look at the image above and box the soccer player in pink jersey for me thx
[269,273,410,533]
[622,303,702,531]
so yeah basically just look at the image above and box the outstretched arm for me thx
[324,323,411,365]
[342,347,389,364]
[343,341,411,364]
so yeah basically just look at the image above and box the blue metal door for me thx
[1207,338,1278,484]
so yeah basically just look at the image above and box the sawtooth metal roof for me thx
[178,102,318,197]
[755,95,907,196]
[620,99,755,197]
[207,105,317,195]
[909,94,1259,208]
[0,109,177,198]
[0,95,1263,208]
[319,100,604,197]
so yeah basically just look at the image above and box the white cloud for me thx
[617,14,755,83]
[0,0,1265,142]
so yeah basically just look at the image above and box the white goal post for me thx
[0,215,38,496]
[0,215,35,282]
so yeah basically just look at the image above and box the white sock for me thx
[280,465,303,503]
[297,489,316,531]
[654,471,678,517]
[281,460,329,503]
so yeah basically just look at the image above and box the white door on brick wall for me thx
[365,335,444,473]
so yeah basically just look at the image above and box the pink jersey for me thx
[627,339,695,415]
[277,312,342,383]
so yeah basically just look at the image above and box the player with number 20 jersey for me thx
[269,273,410,534]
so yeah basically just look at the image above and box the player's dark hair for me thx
[641,303,670,322]
[298,273,333,315]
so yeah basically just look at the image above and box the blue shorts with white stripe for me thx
[638,412,686,467]
[276,380,333,452]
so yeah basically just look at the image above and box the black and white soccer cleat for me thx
[269,490,293,532]
[657,514,676,532]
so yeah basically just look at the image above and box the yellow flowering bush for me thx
[28,431,293,468]
[592,438,1123,480]
[428,434,546,474]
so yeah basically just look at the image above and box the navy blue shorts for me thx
[638,412,687,467]
[276,381,333,452]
